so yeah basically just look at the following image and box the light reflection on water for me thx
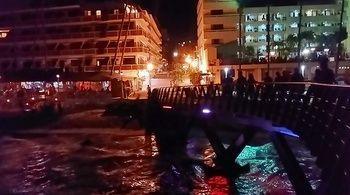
[0,133,317,194]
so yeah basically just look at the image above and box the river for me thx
[0,110,320,194]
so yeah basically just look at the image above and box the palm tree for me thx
[273,41,287,58]
[300,31,315,48]
[244,46,255,60]
[286,34,298,53]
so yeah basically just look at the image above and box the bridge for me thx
[146,82,350,194]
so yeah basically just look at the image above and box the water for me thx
[0,110,320,194]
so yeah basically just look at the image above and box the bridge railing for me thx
[150,82,350,194]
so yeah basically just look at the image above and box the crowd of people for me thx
[220,56,348,97]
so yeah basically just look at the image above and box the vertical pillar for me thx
[239,7,243,71]
[297,3,303,69]
[266,5,271,75]
[335,0,345,76]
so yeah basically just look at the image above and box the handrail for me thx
[150,82,350,194]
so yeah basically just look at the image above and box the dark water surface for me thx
[0,111,320,194]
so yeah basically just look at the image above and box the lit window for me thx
[323,9,332,16]
[274,13,284,20]
[258,24,266,32]
[245,25,254,32]
[273,34,282,42]
[273,23,283,31]
[308,22,317,27]
[96,10,102,17]
[323,21,332,27]
[0,30,9,38]
[258,45,266,53]
[0,32,7,38]
[305,10,317,16]
[258,13,266,21]
[245,35,253,43]
[246,14,257,22]
[290,10,299,17]
[85,10,92,16]
[290,22,298,28]
[258,35,266,42]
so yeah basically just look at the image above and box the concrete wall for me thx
[209,61,350,83]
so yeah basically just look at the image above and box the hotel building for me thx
[0,1,162,82]
[197,0,350,83]
[244,3,345,56]
[197,0,240,74]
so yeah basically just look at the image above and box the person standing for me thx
[235,71,247,98]
[247,73,256,98]
[275,71,283,82]
[263,72,273,83]
[317,56,335,84]
[291,68,304,82]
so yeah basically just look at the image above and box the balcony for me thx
[0,13,150,27]
[1,29,148,42]
[0,47,151,58]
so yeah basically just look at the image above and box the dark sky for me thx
[133,0,197,42]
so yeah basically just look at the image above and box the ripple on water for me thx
[0,133,320,194]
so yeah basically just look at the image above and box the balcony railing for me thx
[3,29,148,42]
[0,13,150,26]
[0,47,151,58]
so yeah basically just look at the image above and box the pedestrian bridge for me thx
[146,82,350,194]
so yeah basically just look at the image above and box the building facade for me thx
[244,3,345,57]
[0,2,162,81]
[197,0,350,83]
[197,0,240,74]
[345,0,350,55]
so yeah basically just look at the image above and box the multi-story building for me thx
[244,3,345,57]
[197,0,240,74]
[345,0,350,56]
[197,0,350,83]
[0,1,162,82]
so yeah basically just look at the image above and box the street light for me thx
[173,51,179,57]
[301,64,306,77]
[56,74,60,94]
[224,67,229,79]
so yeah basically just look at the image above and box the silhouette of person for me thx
[235,71,247,97]
[313,69,322,83]
[291,68,304,82]
[275,72,283,82]
[317,56,335,84]
[281,70,290,82]
[247,73,256,98]
[263,72,273,83]
[222,76,233,96]
[147,85,151,98]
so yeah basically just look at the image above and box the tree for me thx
[189,72,202,85]
[273,41,287,57]
[244,46,255,60]
[286,34,298,53]
[315,27,348,54]
[300,31,315,48]
[170,68,185,86]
